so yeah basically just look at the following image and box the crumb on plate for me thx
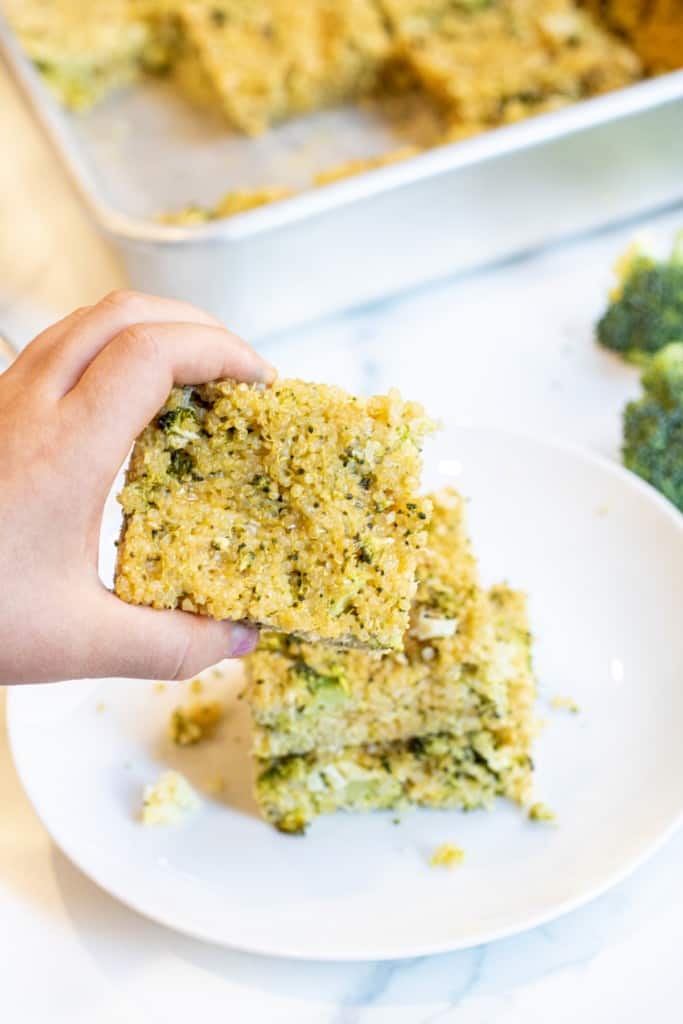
[550,695,580,713]
[141,769,199,825]
[169,700,225,746]
[429,843,465,868]
[528,801,556,823]
[204,774,227,796]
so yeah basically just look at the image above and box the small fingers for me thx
[89,592,258,681]
[35,290,227,394]
[64,320,275,473]
[7,306,91,385]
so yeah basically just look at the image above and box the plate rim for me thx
[8,425,683,961]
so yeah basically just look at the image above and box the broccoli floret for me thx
[156,406,201,441]
[598,233,683,361]
[623,343,683,511]
[168,449,195,479]
[640,343,683,407]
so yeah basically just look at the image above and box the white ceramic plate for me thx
[8,425,683,961]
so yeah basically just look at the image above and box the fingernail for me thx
[227,623,258,658]
[259,361,277,385]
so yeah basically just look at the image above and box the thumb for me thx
[89,591,258,681]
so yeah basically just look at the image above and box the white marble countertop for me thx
[1,60,683,1023]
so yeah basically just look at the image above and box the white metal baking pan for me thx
[2,11,682,338]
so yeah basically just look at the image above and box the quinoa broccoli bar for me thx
[382,0,640,132]
[254,584,537,833]
[582,0,683,73]
[246,489,493,757]
[245,490,538,833]
[115,379,435,650]
[3,0,152,111]
[175,0,392,135]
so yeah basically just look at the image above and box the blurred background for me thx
[1,1,683,1021]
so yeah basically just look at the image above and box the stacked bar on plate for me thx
[245,489,537,833]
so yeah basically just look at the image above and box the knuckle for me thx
[169,628,195,682]
[169,617,218,681]
[165,614,194,679]
[115,323,162,366]
[101,289,144,315]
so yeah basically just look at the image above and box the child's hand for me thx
[0,291,276,684]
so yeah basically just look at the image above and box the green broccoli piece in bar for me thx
[623,343,683,512]
[168,448,196,479]
[156,406,201,441]
[598,233,683,362]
